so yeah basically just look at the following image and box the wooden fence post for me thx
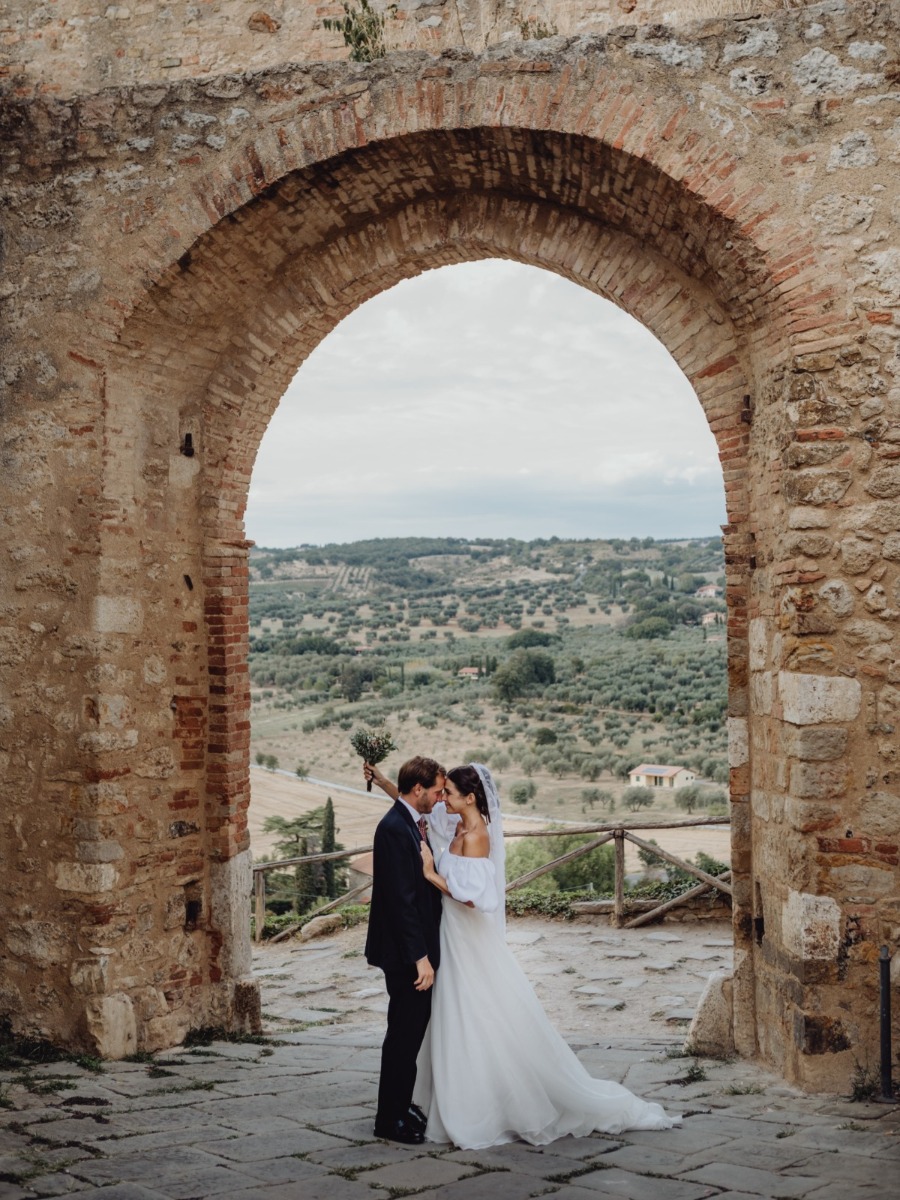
[613,829,626,928]
[254,870,266,944]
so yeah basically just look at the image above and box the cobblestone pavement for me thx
[1,920,897,1199]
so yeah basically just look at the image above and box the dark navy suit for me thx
[365,799,442,1126]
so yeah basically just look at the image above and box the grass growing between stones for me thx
[546,1162,609,1183]
[849,1059,881,1102]
[183,1026,278,1047]
[10,1072,79,1096]
[668,1060,707,1086]
[0,1019,105,1075]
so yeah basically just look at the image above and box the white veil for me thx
[471,762,506,935]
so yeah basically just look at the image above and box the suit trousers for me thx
[377,965,433,1124]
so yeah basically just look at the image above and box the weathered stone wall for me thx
[1,1,899,1089]
[4,0,814,97]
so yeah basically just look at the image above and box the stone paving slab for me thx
[357,1157,476,1187]
[67,1187,167,1200]
[680,1161,821,1197]
[403,1170,550,1199]
[551,1169,717,1199]
[444,1140,616,1176]
[1,1026,898,1200]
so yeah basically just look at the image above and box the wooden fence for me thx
[250,815,731,942]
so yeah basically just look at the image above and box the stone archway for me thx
[3,18,896,1093]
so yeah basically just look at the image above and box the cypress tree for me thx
[322,797,336,898]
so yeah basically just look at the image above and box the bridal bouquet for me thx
[351,727,397,791]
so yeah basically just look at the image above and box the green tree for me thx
[339,663,366,702]
[510,781,536,806]
[506,834,615,893]
[263,812,326,914]
[622,786,654,812]
[624,617,671,641]
[320,796,347,899]
[492,648,556,703]
[265,754,279,772]
[507,628,554,649]
[295,837,315,915]
[674,783,703,814]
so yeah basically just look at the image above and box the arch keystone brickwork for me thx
[2,4,898,1091]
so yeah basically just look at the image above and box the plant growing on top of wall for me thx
[324,0,395,62]
[517,16,558,41]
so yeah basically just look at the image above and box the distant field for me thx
[248,767,731,875]
[248,534,730,890]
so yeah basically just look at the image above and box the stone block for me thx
[788,761,847,799]
[6,921,70,969]
[788,506,831,529]
[748,617,768,671]
[858,790,900,838]
[727,717,748,767]
[865,465,900,498]
[877,684,900,725]
[785,724,848,761]
[779,671,861,725]
[94,595,143,633]
[840,536,881,574]
[55,862,118,893]
[831,863,895,897]
[210,849,253,976]
[685,970,734,1059]
[843,618,893,646]
[818,578,854,617]
[782,468,852,505]
[300,913,345,941]
[827,129,879,171]
[750,670,773,715]
[784,796,841,833]
[782,890,841,961]
[86,992,137,1058]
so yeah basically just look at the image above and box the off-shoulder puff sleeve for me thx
[428,801,460,851]
[442,854,499,914]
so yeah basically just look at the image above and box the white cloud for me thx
[246,260,726,547]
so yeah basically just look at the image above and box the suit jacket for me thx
[365,799,442,972]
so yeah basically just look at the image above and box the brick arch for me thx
[113,62,852,361]
[105,105,785,1056]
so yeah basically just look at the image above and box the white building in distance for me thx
[629,764,696,789]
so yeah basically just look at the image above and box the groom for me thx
[365,755,445,1144]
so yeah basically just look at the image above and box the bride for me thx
[366,761,679,1150]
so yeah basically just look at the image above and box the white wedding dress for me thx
[414,775,679,1150]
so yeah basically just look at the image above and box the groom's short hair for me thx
[397,756,445,794]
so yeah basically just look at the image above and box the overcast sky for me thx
[245,260,726,548]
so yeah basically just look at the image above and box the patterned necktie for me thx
[417,817,428,841]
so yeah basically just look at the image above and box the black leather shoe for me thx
[407,1103,427,1132]
[373,1117,424,1144]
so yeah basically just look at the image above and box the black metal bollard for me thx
[880,945,895,1102]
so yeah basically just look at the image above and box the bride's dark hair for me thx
[447,764,491,823]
